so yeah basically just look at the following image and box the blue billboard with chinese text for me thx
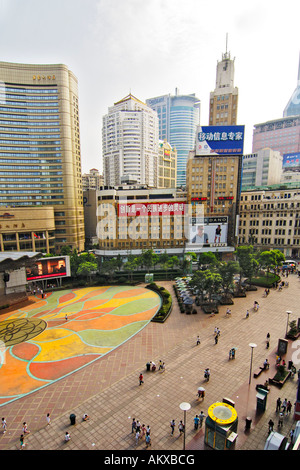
[283,152,300,171]
[195,125,244,156]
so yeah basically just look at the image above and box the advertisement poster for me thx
[188,217,228,247]
[26,256,70,281]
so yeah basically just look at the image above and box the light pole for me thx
[286,310,292,337]
[249,343,257,385]
[179,402,191,450]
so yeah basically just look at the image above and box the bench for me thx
[253,364,269,378]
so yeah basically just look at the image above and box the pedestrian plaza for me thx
[0,273,300,452]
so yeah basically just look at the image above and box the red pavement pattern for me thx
[0,275,300,451]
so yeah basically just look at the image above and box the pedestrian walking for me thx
[46,413,51,425]
[246,310,250,319]
[2,417,7,434]
[141,424,146,439]
[135,430,140,444]
[82,413,90,421]
[282,398,287,414]
[194,415,200,430]
[170,419,175,435]
[178,420,185,435]
[136,420,141,433]
[139,373,144,385]
[145,433,151,448]
[287,400,292,415]
[278,412,284,427]
[276,397,282,412]
[131,418,137,434]
[290,429,295,443]
[268,419,274,434]
[22,422,30,434]
[214,334,218,344]
[20,434,26,449]
[146,425,151,437]
[65,431,71,441]
[196,335,201,346]
[199,411,205,427]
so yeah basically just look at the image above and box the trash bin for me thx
[70,413,76,425]
[146,362,151,371]
[245,417,252,430]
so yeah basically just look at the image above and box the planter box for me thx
[286,331,300,340]
[269,370,291,388]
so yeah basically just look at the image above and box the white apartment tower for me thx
[102,94,159,187]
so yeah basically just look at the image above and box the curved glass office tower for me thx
[0,61,85,252]
[146,90,200,187]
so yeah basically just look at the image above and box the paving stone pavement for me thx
[1,274,300,452]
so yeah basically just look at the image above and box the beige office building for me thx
[86,186,187,255]
[239,185,300,258]
[0,61,85,253]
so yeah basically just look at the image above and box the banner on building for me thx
[195,125,244,156]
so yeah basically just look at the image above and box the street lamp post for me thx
[286,310,292,337]
[249,343,257,385]
[179,402,191,450]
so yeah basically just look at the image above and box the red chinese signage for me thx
[118,202,186,217]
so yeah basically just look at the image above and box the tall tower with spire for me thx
[283,53,300,117]
[209,35,239,126]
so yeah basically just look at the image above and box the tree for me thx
[100,258,119,281]
[198,252,219,269]
[124,255,139,281]
[235,245,258,287]
[141,249,156,273]
[258,249,284,277]
[190,270,222,303]
[218,260,239,297]
[76,261,97,282]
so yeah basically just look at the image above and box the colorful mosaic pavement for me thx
[0,286,161,406]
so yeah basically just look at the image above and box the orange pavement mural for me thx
[0,286,161,406]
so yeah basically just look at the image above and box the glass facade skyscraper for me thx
[0,61,85,252]
[146,90,200,187]
[283,54,300,118]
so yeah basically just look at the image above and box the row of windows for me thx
[0,107,59,115]
[0,165,62,170]
[0,153,61,157]
[0,113,59,120]
[0,189,64,194]
[0,139,60,145]
[0,195,63,200]
[0,120,60,126]
[0,159,62,164]
[1,93,58,101]
[0,171,63,176]
[0,177,63,182]
[0,86,58,94]
[2,101,58,108]
[0,147,61,152]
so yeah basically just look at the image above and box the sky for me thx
[0,0,299,173]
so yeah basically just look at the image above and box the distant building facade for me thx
[241,149,282,189]
[102,94,159,187]
[0,61,85,253]
[82,168,104,191]
[239,184,300,258]
[209,49,238,126]
[158,140,177,189]
[146,89,200,187]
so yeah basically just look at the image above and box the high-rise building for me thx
[283,54,300,117]
[252,116,300,155]
[82,168,104,191]
[102,94,159,187]
[158,139,177,189]
[186,125,244,255]
[241,149,283,189]
[146,89,200,187]
[0,61,85,253]
[209,46,238,126]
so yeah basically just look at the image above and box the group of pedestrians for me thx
[131,418,151,447]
